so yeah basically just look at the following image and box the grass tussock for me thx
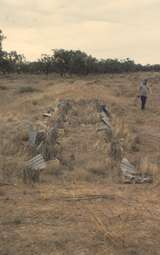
[139,157,160,183]
[46,159,61,176]
[0,84,8,90]
[18,86,40,94]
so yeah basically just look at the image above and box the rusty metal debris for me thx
[23,154,46,184]
[25,99,153,185]
[120,158,152,184]
[26,154,46,171]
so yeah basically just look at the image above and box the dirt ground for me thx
[1,72,160,255]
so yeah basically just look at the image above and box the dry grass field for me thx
[1,72,160,255]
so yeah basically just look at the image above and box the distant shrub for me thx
[0,85,8,90]
[32,99,39,105]
[89,167,107,177]
[13,217,22,225]
[18,86,39,93]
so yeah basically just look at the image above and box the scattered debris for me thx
[26,154,46,170]
[120,158,152,184]
[121,158,136,175]
[43,113,52,118]
[25,99,153,185]
[29,130,37,146]
[23,154,46,184]
[100,104,110,117]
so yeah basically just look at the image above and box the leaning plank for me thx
[29,130,37,146]
[100,112,112,132]
[120,158,136,175]
[99,104,110,116]
[121,158,153,184]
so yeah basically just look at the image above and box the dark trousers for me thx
[141,96,147,110]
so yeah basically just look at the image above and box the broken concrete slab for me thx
[122,174,153,184]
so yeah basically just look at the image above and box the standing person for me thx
[138,79,149,110]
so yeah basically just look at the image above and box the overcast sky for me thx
[0,0,160,64]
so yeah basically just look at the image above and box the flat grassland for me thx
[1,72,160,255]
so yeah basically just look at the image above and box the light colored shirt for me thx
[139,82,149,97]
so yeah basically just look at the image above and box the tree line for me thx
[0,29,160,76]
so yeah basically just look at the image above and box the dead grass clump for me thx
[32,99,39,105]
[135,116,144,125]
[131,135,141,152]
[0,84,8,90]
[139,157,159,183]
[66,100,100,126]
[113,118,132,152]
[46,159,61,176]
[86,160,117,182]
[13,217,22,225]
[23,167,40,184]
[18,86,40,93]
[0,190,5,196]
[47,82,55,86]
[0,125,29,156]
[84,158,113,181]
[114,88,121,97]
[88,167,107,177]
[18,129,29,142]
[0,156,25,183]
[109,139,123,161]
[0,127,28,183]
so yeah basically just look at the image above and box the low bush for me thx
[18,86,39,93]
[0,85,8,90]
